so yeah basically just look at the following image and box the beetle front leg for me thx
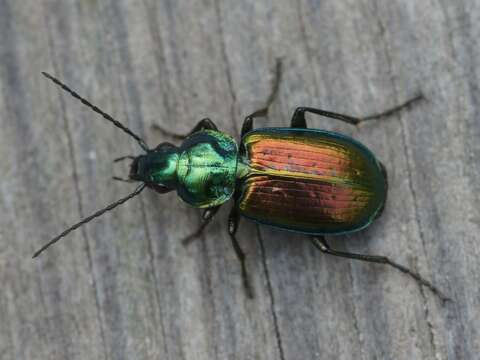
[290,94,424,128]
[311,236,450,302]
[152,118,218,140]
[228,204,254,298]
[182,206,221,245]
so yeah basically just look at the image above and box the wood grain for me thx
[0,1,478,359]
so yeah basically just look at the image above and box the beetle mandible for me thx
[33,64,448,302]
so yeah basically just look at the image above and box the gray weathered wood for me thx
[0,1,479,359]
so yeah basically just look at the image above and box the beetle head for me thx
[129,142,179,193]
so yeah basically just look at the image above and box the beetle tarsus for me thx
[228,204,254,299]
[182,207,221,245]
[112,176,135,183]
[151,124,186,140]
[250,58,283,118]
[181,223,208,245]
[152,118,218,140]
[380,256,451,303]
[311,236,450,303]
[240,58,283,137]
[113,155,136,163]
[361,93,425,122]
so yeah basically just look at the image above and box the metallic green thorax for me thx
[177,130,238,207]
[134,130,238,208]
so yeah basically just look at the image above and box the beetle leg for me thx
[291,94,424,128]
[291,107,361,128]
[152,118,218,140]
[228,204,254,298]
[182,206,221,245]
[362,94,424,121]
[112,176,136,183]
[240,116,254,138]
[240,59,283,138]
[311,236,450,302]
[113,155,136,163]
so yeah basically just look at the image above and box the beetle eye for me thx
[129,158,140,178]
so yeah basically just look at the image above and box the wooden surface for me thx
[1,1,479,359]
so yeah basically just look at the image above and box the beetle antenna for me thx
[32,183,146,258]
[42,72,149,152]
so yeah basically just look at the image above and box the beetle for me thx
[33,68,448,302]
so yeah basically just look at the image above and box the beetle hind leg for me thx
[311,236,450,302]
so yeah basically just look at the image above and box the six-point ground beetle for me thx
[33,64,448,302]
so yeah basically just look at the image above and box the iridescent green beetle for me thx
[34,71,448,301]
